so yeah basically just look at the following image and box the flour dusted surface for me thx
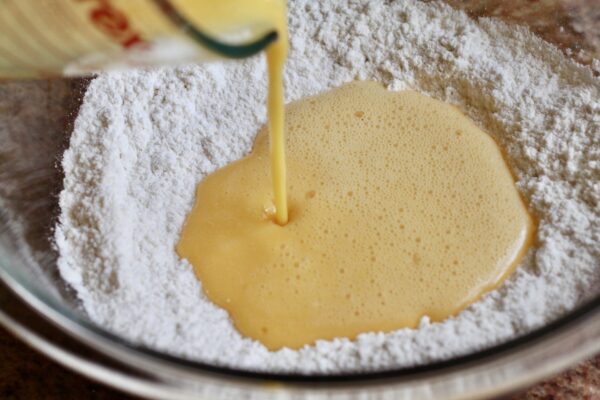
[55,0,600,373]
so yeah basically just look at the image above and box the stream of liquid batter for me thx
[174,0,290,224]
[178,81,535,350]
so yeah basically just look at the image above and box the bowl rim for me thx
[0,236,598,385]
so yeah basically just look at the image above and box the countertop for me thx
[1,0,599,399]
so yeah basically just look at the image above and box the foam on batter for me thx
[178,81,535,350]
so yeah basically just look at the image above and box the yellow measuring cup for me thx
[0,0,283,78]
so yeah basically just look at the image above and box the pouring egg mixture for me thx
[175,0,534,350]
[56,0,600,372]
[178,81,535,350]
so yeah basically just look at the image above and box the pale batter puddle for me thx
[177,81,535,350]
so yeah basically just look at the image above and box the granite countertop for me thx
[1,0,599,399]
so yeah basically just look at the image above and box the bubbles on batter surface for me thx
[178,81,535,349]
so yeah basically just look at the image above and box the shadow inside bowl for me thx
[0,78,91,308]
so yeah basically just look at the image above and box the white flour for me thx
[55,0,600,373]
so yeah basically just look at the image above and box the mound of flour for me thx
[55,0,600,373]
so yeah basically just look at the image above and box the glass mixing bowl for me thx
[0,1,599,399]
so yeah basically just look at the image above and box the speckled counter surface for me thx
[1,0,599,399]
